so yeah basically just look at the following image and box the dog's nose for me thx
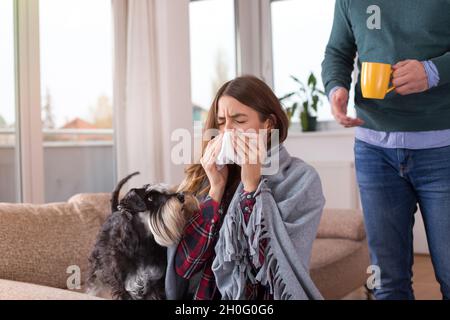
[177,193,185,203]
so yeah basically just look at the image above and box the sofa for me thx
[0,193,370,300]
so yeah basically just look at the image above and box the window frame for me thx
[189,0,274,87]
[0,0,22,202]
[268,0,358,127]
[189,0,239,115]
[12,0,344,202]
[13,0,116,203]
[14,0,44,203]
[193,0,351,128]
[235,0,273,86]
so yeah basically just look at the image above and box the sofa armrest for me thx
[316,209,366,241]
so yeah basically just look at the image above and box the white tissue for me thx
[215,131,270,170]
[216,131,237,170]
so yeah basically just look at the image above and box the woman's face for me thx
[217,96,271,134]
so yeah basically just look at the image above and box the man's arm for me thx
[322,0,363,128]
[321,0,357,97]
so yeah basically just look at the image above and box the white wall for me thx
[285,130,359,209]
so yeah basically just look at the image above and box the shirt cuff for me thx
[328,86,345,101]
[201,196,221,221]
[240,190,256,201]
[239,190,256,215]
[422,60,440,89]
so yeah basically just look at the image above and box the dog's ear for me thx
[120,189,147,212]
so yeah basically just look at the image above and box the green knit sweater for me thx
[321,0,450,132]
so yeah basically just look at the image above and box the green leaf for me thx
[290,75,302,84]
[308,73,317,88]
[292,102,298,115]
[316,89,326,96]
[279,92,296,101]
[286,72,326,120]
[302,101,309,113]
[290,75,306,91]
[312,95,319,112]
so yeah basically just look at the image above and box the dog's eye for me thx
[147,196,153,202]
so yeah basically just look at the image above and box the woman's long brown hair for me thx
[177,75,289,196]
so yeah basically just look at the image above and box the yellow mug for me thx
[361,62,396,99]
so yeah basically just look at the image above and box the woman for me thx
[165,75,325,300]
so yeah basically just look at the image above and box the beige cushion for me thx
[68,193,111,217]
[316,209,366,241]
[310,238,370,300]
[0,279,102,300]
[0,200,106,290]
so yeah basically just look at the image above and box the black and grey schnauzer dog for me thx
[86,172,198,300]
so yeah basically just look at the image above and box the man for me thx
[322,0,450,300]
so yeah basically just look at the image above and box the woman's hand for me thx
[200,135,228,203]
[233,132,264,192]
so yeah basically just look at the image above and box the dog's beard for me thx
[146,194,199,247]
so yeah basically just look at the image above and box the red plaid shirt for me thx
[175,190,271,300]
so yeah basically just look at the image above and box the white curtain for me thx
[112,0,163,187]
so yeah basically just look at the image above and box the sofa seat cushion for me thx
[0,279,102,300]
[310,238,370,299]
[316,209,366,241]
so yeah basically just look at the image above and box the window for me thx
[0,0,19,202]
[271,0,356,124]
[189,0,237,125]
[39,0,114,202]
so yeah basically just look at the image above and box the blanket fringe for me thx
[255,217,292,300]
[212,187,293,300]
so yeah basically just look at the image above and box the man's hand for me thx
[392,60,429,95]
[331,87,364,128]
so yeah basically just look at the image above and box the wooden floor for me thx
[412,254,442,300]
[344,254,442,300]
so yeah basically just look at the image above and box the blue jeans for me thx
[354,139,450,300]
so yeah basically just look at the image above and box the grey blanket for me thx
[165,144,325,300]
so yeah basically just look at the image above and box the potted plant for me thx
[279,72,326,132]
